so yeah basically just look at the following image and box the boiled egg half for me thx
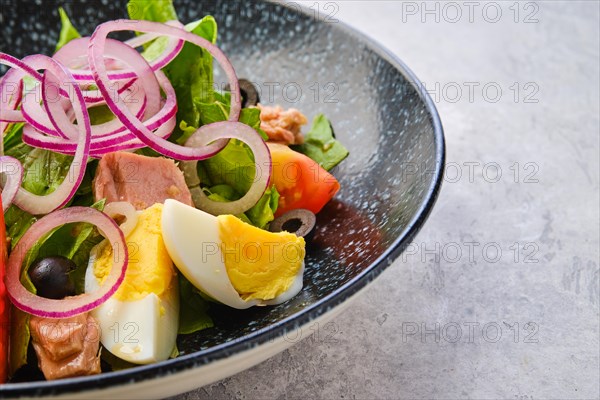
[85,203,179,364]
[161,199,305,309]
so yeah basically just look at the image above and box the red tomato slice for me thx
[267,143,340,217]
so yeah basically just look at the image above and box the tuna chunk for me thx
[257,104,308,145]
[93,152,193,210]
[29,313,101,380]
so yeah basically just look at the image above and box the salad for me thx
[0,0,348,383]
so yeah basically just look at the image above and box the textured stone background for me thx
[172,1,600,399]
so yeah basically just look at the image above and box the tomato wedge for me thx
[267,143,340,217]
[1,194,9,383]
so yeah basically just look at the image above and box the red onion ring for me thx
[10,55,91,215]
[0,53,41,126]
[79,77,137,104]
[182,121,271,215]
[22,113,175,157]
[0,155,23,211]
[82,37,164,119]
[0,53,43,85]
[21,71,177,156]
[54,21,185,82]
[0,69,24,125]
[22,86,72,139]
[103,201,138,237]
[5,207,128,318]
[23,83,147,139]
[42,70,83,141]
[88,20,241,161]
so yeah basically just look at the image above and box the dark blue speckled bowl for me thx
[0,0,444,397]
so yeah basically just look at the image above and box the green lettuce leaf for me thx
[3,206,36,251]
[129,0,177,61]
[178,274,214,335]
[127,0,177,23]
[87,104,116,125]
[193,91,268,142]
[20,147,72,195]
[204,184,279,229]
[200,139,255,193]
[197,135,279,229]
[55,7,81,52]
[245,186,280,229]
[292,114,349,171]
[2,122,24,153]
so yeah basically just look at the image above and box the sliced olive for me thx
[225,78,260,108]
[270,209,317,238]
[28,256,77,300]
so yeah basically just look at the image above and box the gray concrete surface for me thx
[171,1,600,399]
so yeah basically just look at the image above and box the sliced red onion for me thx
[53,37,163,116]
[21,71,176,156]
[0,155,23,211]
[0,69,24,125]
[42,70,82,141]
[11,55,91,215]
[86,69,175,140]
[5,206,128,318]
[103,201,138,237]
[0,54,41,126]
[182,121,271,215]
[54,21,185,82]
[23,82,147,139]
[86,38,163,118]
[22,113,175,157]
[88,20,241,161]
[20,42,178,155]
[85,90,147,137]
[80,77,136,104]
[21,86,71,139]
[124,20,184,50]
[0,53,43,84]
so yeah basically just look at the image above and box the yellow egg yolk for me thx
[218,215,305,301]
[94,203,176,301]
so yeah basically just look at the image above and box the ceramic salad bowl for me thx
[0,0,444,397]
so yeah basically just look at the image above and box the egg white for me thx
[161,199,304,310]
[85,245,179,364]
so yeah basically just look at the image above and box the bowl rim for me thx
[0,1,445,396]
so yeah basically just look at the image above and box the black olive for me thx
[270,209,317,239]
[28,256,76,300]
[224,79,260,108]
